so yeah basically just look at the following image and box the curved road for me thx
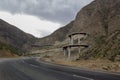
[0,58,120,80]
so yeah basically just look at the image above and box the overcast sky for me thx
[0,0,93,37]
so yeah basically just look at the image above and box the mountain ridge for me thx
[0,0,119,60]
[36,0,120,61]
[0,19,36,55]
[37,0,120,45]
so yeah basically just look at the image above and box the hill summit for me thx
[0,19,36,56]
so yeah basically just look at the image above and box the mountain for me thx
[38,0,120,44]
[71,0,120,38]
[37,0,120,61]
[0,19,36,56]
[72,0,120,60]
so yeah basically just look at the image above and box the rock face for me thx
[0,19,36,54]
[71,0,120,60]
[38,0,120,45]
[37,0,120,60]
[71,0,120,36]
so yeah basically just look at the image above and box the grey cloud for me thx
[0,0,94,25]
[37,29,51,37]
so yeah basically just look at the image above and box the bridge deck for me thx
[68,32,87,37]
[63,44,89,49]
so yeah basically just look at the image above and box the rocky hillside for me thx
[0,41,18,57]
[38,0,120,45]
[0,19,36,55]
[37,0,120,61]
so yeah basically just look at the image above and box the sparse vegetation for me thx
[43,55,51,58]
[82,31,120,61]
[0,42,20,55]
[94,35,106,44]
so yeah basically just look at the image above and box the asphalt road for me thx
[0,58,120,80]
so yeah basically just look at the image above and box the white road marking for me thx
[30,64,39,68]
[73,74,94,80]
[21,60,39,68]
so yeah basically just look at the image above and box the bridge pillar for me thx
[63,33,88,59]
[63,48,67,56]
[69,36,73,45]
[68,47,71,58]
[78,35,81,53]
[78,35,81,44]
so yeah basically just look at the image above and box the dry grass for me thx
[0,50,18,58]
[57,59,120,72]
[41,57,120,73]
